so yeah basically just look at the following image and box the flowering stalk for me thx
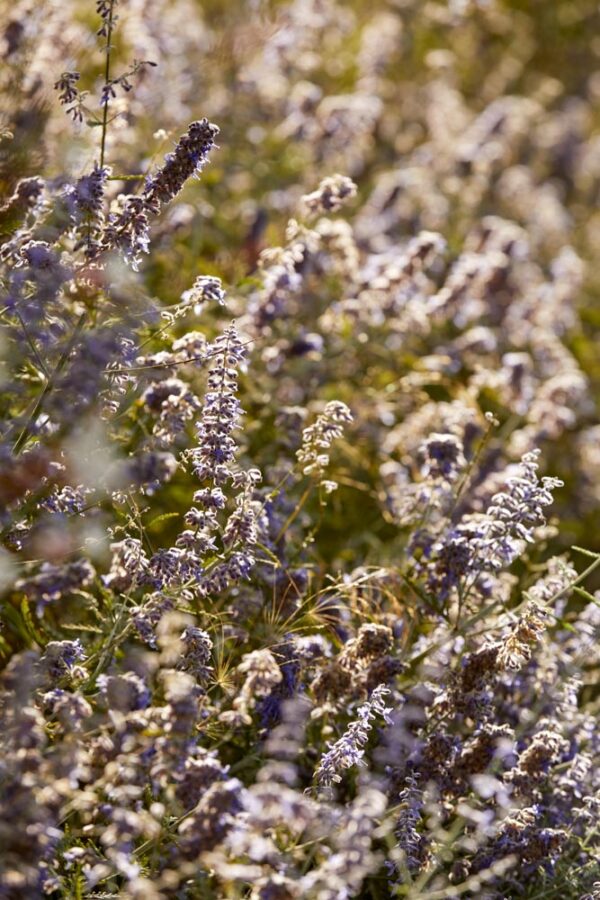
[314,684,393,789]
[452,449,563,622]
[98,119,219,269]
[98,0,118,169]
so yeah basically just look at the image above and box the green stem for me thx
[99,0,116,169]
[15,309,48,377]
[274,482,313,544]
[107,174,145,181]
[12,312,87,455]
[450,413,497,516]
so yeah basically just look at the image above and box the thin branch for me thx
[99,0,116,169]
[12,312,87,455]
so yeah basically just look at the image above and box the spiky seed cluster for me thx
[496,601,549,670]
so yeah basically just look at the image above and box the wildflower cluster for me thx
[0,0,599,898]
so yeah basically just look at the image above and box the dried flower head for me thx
[301,174,357,216]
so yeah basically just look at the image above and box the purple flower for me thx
[315,684,393,788]
[144,119,220,208]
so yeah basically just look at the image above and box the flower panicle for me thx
[315,684,393,788]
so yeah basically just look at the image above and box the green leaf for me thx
[20,598,48,647]
[61,623,105,634]
[573,585,600,606]
[147,511,180,531]
[0,633,11,657]
[555,619,577,632]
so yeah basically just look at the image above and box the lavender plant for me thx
[0,0,599,898]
